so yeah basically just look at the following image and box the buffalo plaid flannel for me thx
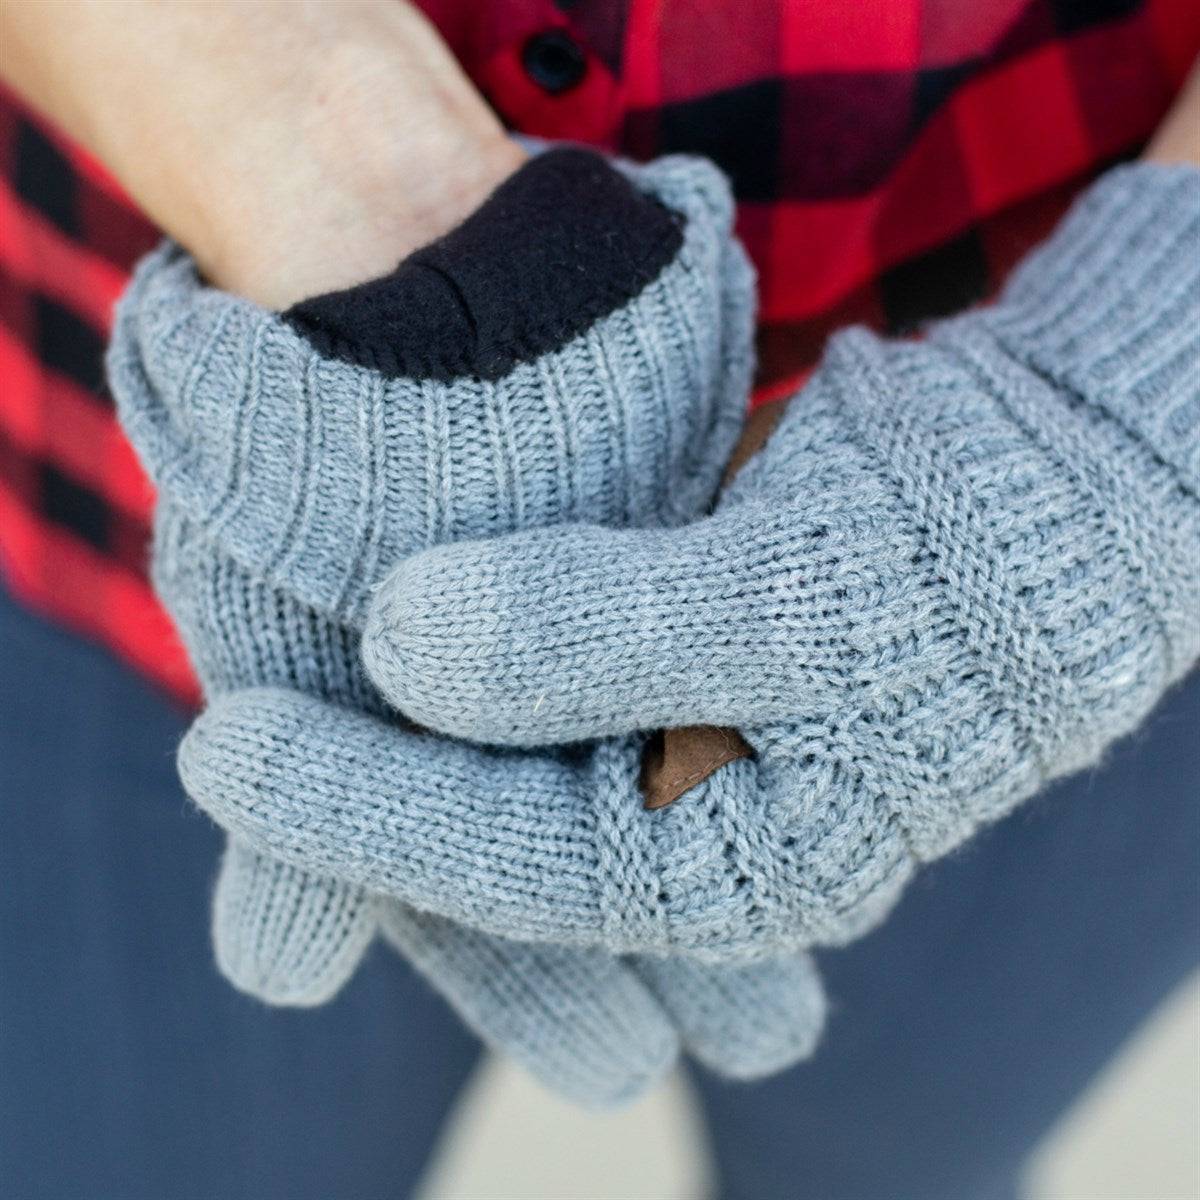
[2,0,1197,702]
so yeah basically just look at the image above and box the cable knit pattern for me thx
[180,164,1198,964]
[110,149,827,1102]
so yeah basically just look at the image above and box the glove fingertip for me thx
[640,953,828,1082]
[379,904,681,1108]
[212,842,378,1007]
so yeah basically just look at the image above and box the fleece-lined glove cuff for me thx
[108,147,755,626]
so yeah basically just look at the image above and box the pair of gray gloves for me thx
[110,146,1200,1106]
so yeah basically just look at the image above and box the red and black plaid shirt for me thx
[2,0,1197,704]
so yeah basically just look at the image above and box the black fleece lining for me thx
[282,147,686,382]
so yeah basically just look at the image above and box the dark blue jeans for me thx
[3,580,1197,1200]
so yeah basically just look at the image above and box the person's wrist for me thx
[5,0,527,310]
[189,24,528,309]
[198,117,527,309]
[1144,59,1199,166]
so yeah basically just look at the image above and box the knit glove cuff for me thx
[108,147,754,625]
[980,162,1200,493]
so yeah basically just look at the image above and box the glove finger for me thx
[634,951,826,1080]
[377,901,678,1108]
[182,687,880,962]
[361,489,893,747]
[211,839,378,1007]
[180,687,611,947]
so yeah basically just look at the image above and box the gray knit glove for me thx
[183,165,1200,965]
[110,147,826,1103]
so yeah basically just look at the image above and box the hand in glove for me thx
[184,165,1200,964]
[110,147,827,1103]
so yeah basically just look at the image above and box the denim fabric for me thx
[0,585,481,1200]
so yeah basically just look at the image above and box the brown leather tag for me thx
[640,397,789,810]
[640,726,757,810]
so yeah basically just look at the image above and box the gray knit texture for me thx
[181,163,1200,964]
[109,151,826,1103]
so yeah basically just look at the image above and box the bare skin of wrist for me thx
[1145,59,1200,166]
[0,0,526,308]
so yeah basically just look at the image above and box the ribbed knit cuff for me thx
[108,150,754,624]
[981,163,1200,494]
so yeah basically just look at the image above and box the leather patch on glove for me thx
[640,726,756,810]
[641,396,788,810]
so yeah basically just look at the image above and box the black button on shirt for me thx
[522,31,588,95]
